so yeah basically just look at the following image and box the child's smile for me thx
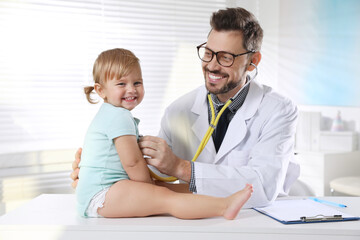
[96,64,144,111]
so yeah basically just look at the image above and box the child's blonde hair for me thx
[84,48,140,104]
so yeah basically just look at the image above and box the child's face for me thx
[99,65,144,110]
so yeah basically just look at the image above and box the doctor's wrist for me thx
[173,158,191,183]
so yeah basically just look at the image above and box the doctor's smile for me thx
[207,71,228,84]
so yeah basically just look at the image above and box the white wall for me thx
[238,0,360,149]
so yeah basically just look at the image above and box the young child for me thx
[76,48,253,219]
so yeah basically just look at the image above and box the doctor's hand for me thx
[139,136,191,183]
[70,148,82,189]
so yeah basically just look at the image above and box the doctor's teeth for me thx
[209,74,222,80]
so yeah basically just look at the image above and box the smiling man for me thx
[138,7,299,207]
[201,30,260,102]
[72,7,299,208]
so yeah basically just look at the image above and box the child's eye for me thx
[134,82,142,86]
[116,83,125,86]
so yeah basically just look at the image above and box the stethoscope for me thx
[150,63,258,182]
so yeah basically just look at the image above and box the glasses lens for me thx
[217,52,234,67]
[198,46,213,62]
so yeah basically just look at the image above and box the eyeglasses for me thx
[196,42,255,67]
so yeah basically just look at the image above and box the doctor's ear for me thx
[246,52,262,71]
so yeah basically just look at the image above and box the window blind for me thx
[0,0,228,154]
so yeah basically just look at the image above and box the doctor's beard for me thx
[204,69,246,96]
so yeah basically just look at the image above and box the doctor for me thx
[71,7,299,207]
[138,7,299,207]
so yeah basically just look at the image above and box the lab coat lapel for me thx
[215,81,264,163]
[191,87,217,158]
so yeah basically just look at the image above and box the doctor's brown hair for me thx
[210,7,263,52]
[84,48,140,104]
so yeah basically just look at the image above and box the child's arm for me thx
[114,135,153,184]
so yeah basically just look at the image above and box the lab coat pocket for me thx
[227,150,250,167]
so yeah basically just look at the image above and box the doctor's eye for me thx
[219,53,233,63]
[202,48,213,60]
[204,50,212,58]
[204,49,212,56]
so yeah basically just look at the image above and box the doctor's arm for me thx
[194,102,299,207]
[139,136,192,183]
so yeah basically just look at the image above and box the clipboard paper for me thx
[253,199,360,224]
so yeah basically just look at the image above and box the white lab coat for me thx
[158,80,300,208]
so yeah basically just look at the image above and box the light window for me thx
[0,0,227,154]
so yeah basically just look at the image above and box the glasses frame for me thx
[196,42,255,67]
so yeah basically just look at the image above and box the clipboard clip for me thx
[300,214,343,222]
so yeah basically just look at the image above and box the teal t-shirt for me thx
[76,103,140,217]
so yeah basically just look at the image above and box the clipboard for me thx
[253,199,360,224]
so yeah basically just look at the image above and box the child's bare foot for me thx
[223,184,253,220]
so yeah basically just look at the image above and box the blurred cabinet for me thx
[295,151,360,196]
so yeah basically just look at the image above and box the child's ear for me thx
[94,83,106,100]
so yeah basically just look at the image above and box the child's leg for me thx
[168,184,253,220]
[98,180,252,220]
